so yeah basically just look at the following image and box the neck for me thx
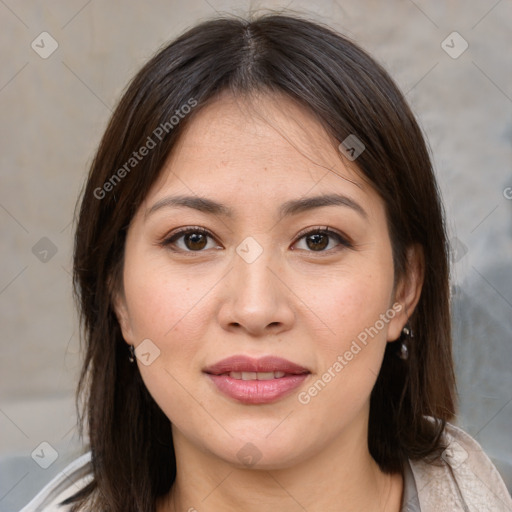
[157,418,403,512]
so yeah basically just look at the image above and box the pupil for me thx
[307,233,327,251]
[186,233,207,250]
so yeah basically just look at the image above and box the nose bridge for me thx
[233,235,278,304]
[220,234,293,334]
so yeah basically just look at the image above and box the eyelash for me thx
[158,225,353,255]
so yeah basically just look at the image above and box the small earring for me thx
[402,325,414,338]
[398,341,409,360]
[398,324,414,360]
[128,344,135,363]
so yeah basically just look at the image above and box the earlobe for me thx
[387,244,425,341]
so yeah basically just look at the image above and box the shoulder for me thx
[20,451,93,512]
[409,422,512,511]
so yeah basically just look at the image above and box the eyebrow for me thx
[146,193,368,220]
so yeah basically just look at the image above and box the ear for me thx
[112,287,136,345]
[387,244,425,341]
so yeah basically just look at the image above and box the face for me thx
[114,92,420,469]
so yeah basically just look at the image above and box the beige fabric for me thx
[409,423,512,511]
[19,452,93,511]
[21,423,512,511]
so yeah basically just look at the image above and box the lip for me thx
[203,355,310,375]
[203,355,310,405]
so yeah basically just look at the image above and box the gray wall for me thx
[1,1,511,510]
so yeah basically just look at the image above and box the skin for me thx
[114,91,424,512]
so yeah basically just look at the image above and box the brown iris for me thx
[306,233,329,251]
[184,232,208,250]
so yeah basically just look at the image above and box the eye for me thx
[292,227,352,253]
[160,226,220,252]
[159,226,352,254]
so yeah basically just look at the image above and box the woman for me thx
[22,13,512,512]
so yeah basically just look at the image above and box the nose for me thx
[217,243,295,337]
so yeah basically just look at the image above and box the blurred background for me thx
[0,0,511,510]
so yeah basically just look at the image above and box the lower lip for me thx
[206,374,309,404]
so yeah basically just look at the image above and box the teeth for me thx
[228,371,287,380]
[256,372,277,380]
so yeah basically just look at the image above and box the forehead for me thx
[144,92,377,214]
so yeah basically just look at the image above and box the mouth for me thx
[222,371,289,380]
[203,355,310,376]
[203,355,310,404]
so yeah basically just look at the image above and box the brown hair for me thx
[70,13,456,511]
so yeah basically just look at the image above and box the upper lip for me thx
[203,355,310,375]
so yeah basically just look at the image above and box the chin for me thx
[212,430,315,470]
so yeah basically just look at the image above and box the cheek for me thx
[300,262,395,401]
[122,251,214,342]
[308,265,394,346]
[122,258,217,432]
